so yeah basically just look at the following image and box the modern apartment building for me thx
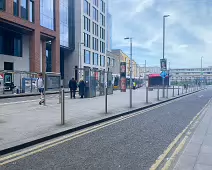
[0,0,62,73]
[65,0,108,84]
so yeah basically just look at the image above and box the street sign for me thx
[160,59,167,71]
[160,71,167,79]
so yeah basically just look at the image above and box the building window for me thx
[107,57,110,66]
[60,0,69,47]
[92,37,98,51]
[13,0,19,16]
[100,27,105,40]
[93,0,98,7]
[84,33,90,48]
[14,38,22,57]
[29,0,34,22]
[100,55,105,66]
[0,0,5,10]
[100,13,105,26]
[100,0,105,13]
[111,59,115,66]
[100,41,105,53]
[93,53,98,65]
[84,0,90,16]
[40,0,55,30]
[92,22,98,36]
[84,50,90,64]
[93,7,98,22]
[0,28,22,57]
[21,0,28,20]
[84,16,90,32]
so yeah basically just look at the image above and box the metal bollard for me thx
[146,87,148,104]
[105,83,108,114]
[58,89,61,104]
[61,88,65,125]
[172,86,175,97]
[178,86,180,95]
[157,86,160,101]
[166,85,169,98]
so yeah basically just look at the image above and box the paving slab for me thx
[0,87,192,151]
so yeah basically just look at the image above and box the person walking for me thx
[36,73,45,105]
[78,79,85,98]
[69,78,77,99]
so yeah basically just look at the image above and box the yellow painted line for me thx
[0,94,201,166]
[161,137,188,170]
[149,98,211,170]
[0,98,181,165]
[161,103,211,170]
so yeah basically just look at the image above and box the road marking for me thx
[0,91,204,165]
[0,98,183,165]
[199,95,203,98]
[149,98,212,170]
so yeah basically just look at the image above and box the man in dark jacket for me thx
[69,78,77,99]
[78,79,85,98]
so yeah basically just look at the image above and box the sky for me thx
[109,0,212,68]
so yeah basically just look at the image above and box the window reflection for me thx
[84,50,90,64]
[40,0,55,30]
[21,0,28,20]
[60,0,69,47]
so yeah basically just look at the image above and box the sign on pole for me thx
[160,59,167,71]
[160,71,167,79]
[120,62,126,92]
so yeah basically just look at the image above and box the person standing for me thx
[69,78,77,99]
[36,73,45,105]
[78,79,85,98]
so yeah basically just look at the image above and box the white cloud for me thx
[110,0,212,68]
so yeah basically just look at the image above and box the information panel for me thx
[120,62,127,92]
[45,74,61,91]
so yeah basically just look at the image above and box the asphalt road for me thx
[1,88,212,170]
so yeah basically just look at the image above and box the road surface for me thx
[1,88,211,170]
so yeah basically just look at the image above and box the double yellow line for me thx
[150,98,212,170]
[0,98,181,166]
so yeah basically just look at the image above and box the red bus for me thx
[148,74,169,87]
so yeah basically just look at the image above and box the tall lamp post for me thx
[201,56,203,87]
[162,14,170,98]
[124,37,133,108]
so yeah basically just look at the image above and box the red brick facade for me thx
[0,0,60,73]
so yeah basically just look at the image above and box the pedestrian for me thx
[69,78,77,99]
[36,73,45,105]
[78,79,85,98]
[133,81,136,90]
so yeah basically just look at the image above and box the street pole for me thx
[79,42,84,80]
[162,15,169,98]
[124,37,133,108]
[130,38,132,108]
[201,56,203,89]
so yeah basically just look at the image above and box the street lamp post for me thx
[201,56,203,88]
[162,15,169,98]
[124,37,133,108]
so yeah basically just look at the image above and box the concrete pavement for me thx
[0,86,197,152]
[0,88,211,170]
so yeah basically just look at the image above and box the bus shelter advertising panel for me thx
[120,62,126,92]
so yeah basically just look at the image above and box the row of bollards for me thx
[146,85,202,104]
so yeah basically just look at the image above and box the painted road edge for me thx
[150,96,211,170]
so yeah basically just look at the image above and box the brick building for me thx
[0,0,62,73]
